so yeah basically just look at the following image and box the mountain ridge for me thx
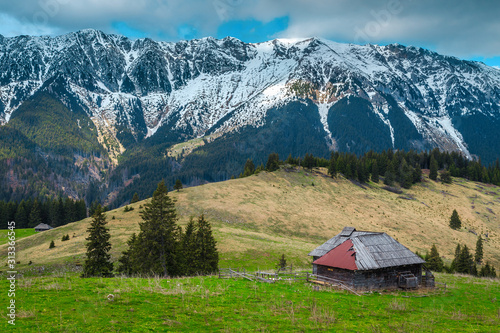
[1,30,499,204]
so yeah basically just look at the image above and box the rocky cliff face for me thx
[1,29,500,163]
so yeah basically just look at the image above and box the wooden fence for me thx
[219,268,359,295]
[306,273,361,296]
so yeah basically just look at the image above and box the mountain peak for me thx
[0,30,499,165]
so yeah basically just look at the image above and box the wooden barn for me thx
[309,227,433,289]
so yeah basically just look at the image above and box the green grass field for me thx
[0,229,37,246]
[1,170,499,331]
[0,271,498,332]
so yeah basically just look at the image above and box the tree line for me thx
[423,237,496,278]
[240,149,500,189]
[0,197,87,229]
[82,180,219,278]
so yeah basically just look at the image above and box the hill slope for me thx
[3,168,499,270]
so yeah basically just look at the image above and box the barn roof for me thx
[309,226,425,271]
[34,223,53,230]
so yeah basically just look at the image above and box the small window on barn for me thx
[327,268,333,271]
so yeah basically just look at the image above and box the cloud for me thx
[0,0,498,59]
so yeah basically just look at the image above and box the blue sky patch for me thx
[217,16,289,43]
[470,56,500,68]
[111,22,147,39]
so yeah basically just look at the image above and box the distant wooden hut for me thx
[34,223,54,232]
[309,227,433,289]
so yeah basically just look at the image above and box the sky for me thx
[0,0,499,68]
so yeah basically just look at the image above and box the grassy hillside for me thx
[2,167,499,271]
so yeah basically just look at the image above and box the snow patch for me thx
[372,103,394,147]
[316,102,337,149]
[435,116,471,158]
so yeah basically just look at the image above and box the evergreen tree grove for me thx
[479,261,497,278]
[117,183,220,277]
[136,180,180,277]
[82,205,113,278]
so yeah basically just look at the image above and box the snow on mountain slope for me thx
[1,30,500,159]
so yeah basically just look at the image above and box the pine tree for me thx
[426,244,443,272]
[440,170,452,184]
[28,199,42,228]
[449,209,462,230]
[371,160,379,183]
[429,155,438,181]
[64,197,76,223]
[276,254,287,271]
[82,205,113,278]
[49,240,55,249]
[243,159,256,177]
[303,153,315,170]
[328,153,337,178]
[456,245,473,274]
[357,159,368,183]
[475,236,483,264]
[412,163,422,183]
[77,199,88,221]
[471,263,478,276]
[193,214,218,275]
[180,217,197,276]
[479,262,497,278]
[15,200,29,228]
[266,153,280,172]
[117,233,137,276]
[451,243,461,272]
[131,193,140,204]
[174,179,183,191]
[383,169,395,186]
[135,180,180,277]
[57,197,65,226]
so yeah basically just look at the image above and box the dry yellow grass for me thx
[2,167,499,270]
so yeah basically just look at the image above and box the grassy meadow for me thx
[0,229,36,246]
[0,271,498,332]
[0,167,499,331]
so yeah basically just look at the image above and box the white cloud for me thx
[0,0,499,59]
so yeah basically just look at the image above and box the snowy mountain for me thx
[2,29,500,161]
[1,29,500,204]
